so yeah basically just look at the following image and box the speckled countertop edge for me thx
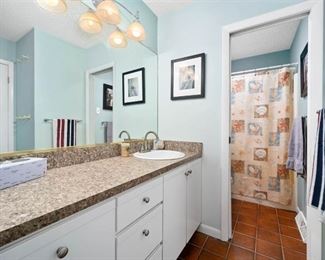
[0,151,201,248]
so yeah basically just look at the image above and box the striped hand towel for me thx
[52,119,77,148]
[309,109,325,211]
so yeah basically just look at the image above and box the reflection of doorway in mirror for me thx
[92,68,113,145]
[0,59,14,153]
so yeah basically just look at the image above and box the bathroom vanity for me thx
[0,143,202,260]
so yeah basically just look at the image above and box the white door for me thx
[186,159,202,242]
[163,165,187,260]
[306,0,324,259]
[0,62,12,153]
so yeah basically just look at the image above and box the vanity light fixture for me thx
[96,0,121,25]
[108,29,127,48]
[36,0,146,48]
[37,0,67,13]
[79,11,102,34]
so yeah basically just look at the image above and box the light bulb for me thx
[37,0,67,13]
[114,38,122,45]
[132,30,141,38]
[96,0,121,25]
[46,0,59,7]
[79,12,102,34]
[108,30,127,48]
[127,21,145,41]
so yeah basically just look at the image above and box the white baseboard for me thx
[295,206,307,243]
[198,224,221,239]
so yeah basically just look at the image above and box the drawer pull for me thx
[188,169,192,175]
[185,171,190,176]
[143,197,150,203]
[56,247,69,258]
[142,229,150,236]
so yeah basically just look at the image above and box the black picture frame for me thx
[300,43,308,98]
[122,67,145,105]
[103,84,113,110]
[171,53,205,100]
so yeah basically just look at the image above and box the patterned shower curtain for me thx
[231,68,294,206]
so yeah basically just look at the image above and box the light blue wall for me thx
[289,17,308,217]
[94,70,113,144]
[0,37,16,62]
[34,29,87,149]
[15,30,35,151]
[86,41,157,140]
[290,17,308,117]
[158,0,304,232]
[231,50,290,72]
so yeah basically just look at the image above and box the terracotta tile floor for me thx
[178,199,306,260]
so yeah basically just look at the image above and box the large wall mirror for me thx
[0,0,158,154]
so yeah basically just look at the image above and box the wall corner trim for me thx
[198,224,222,239]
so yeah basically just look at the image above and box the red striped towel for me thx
[52,119,77,147]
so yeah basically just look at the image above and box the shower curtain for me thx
[231,68,294,206]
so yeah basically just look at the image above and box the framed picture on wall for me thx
[103,84,113,110]
[122,67,145,105]
[171,53,205,100]
[300,43,308,98]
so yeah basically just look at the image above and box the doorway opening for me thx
[221,2,324,259]
[0,59,14,153]
[85,63,114,145]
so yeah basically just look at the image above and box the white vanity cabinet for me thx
[0,199,116,260]
[163,159,202,260]
[0,158,202,260]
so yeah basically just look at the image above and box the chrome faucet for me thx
[118,130,131,141]
[141,131,159,153]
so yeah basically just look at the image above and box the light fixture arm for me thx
[114,0,139,21]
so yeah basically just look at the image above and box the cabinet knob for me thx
[188,169,192,174]
[143,197,150,203]
[185,171,189,176]
[142,229,150,236]
[56,247,69,258]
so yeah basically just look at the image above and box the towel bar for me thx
[44,119,82,123]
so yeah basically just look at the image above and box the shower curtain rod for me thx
[231,62,298,76]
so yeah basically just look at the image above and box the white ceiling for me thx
[231,19,301,60]
[0,0,118,48]
[143,0,191,16]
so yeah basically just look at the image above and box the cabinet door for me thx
[186,159,202,242]
[163,165,187,260]
[0,200,116,260]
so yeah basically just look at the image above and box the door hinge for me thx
[229,136,231,144]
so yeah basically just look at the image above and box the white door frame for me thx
[85,62,115,145]
[221,1,324,259]
[0,59,14,151]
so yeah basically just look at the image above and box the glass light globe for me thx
[108,30,127,48]
[37,0,67,13]
[96,0,121,25]
[79,12,102,34]
[127,21,145,41]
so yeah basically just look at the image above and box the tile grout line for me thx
[196,235,209,258]
[276,208,286,260]
[254,203,259,260]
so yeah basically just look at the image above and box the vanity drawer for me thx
[117,177,163,231]
[117,204,162,260]
[0,199,115,260]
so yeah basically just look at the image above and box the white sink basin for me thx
[133,150,185,160]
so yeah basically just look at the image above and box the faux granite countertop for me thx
[0,152,201,247]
